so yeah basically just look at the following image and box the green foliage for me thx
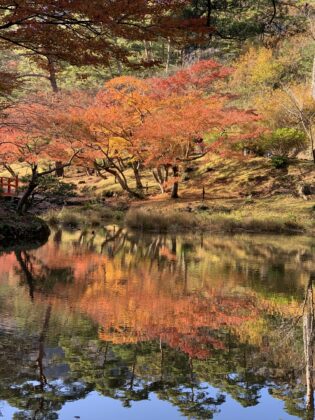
[271,156,289,169]
[21,175,77,201]
[59,212,80,228]
[262,128,308,158]
[39,176,77,198]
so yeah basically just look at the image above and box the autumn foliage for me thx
[0,58,261,205]
[0,232,260,360]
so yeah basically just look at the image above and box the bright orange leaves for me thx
[74,60,259,192]
[0,59,260,197]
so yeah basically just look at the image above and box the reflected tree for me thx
[304,274,315,419]
[14,251,74,300]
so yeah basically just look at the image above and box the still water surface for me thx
[0,227,314,419]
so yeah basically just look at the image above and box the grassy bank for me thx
[125,196,314,234]
[41,195,314,235]
[0,209,50,245]
[5,156,314,201]
[43,202,126,229]
[7,155,314,235]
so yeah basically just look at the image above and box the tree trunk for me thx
[132,161,143,189]
[166,37,171,74]
[96,163,141,198]
[3,164,16,177]
[113,170,141,198]
[144,40,150,61]
[152,165,171,193]
[55,161,64,177]
[152,169,165,193]
[17,167,38,214]
[47,57,58,93]
[310,55,315,163]
[312,56,315,101]
[164,165,170,183]
[308,123,315,164]
[116,59,123,75]
[53,229,62,246]
[171,165,179,199]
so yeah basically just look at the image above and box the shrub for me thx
[44,209,81,228]
[271,156,288,169]
[60,213,80,228]
[262,128,308,158]
[20,175,77,200]
[45,210,60,226]
[237,128,308,158]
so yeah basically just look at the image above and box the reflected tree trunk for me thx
[160,337,165,383]
[15,251,35,300]
[37,305,52,390]
[102,342,110,370]
[171,236,177,255]
[189,357,195,403]
[303,275,315,418]
[53,229,62,247]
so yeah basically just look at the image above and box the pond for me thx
[0,227,314,419]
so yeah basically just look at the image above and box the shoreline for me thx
[0,211,50,246]
[41,195,315,236]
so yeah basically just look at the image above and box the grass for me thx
[125,208,199,232]
[205,214,304,234]
[42,191,314,234]
[43,203,125,228]
[126,195,312,234]
[4,155,314,235]
[1,155,313,201]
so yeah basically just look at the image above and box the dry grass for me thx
[43,203,125,228]
[205,214,304,234]
[126,198,310,234]
[4,155,313,235]
[1,155,313,201]
[125,208,199,232]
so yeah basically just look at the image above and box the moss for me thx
[0,212,50,245]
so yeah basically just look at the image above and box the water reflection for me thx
[0,228,314,419]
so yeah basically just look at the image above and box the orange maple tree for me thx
[73,60,261,198]
[135,61,260,198]
[0,59,261,205]
[83,76,155,195]
[0,94,83,212]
